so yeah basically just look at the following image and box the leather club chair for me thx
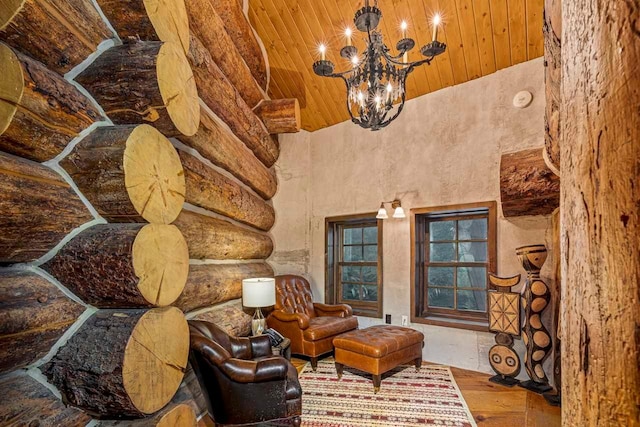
[189,320,302,426]
[267,275,358,370]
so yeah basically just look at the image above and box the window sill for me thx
[411,315,489,332]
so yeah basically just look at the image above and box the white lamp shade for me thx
[392,206,406,218]
[242,278,276,308]
[376,207,388,219]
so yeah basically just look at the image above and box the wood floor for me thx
[291,357,561,426]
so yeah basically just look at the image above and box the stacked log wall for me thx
[0,0,289,424]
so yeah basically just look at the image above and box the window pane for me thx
[343,246,363,261]
[364,245,378,261]
[428,288,454,308]
[428,267,454,287]
[362,266,377,284]
[429,220,455,241]
[363,226,378,244]
[458,219,487,240]
[343,227,362,244]
[457,267,487,288]
[457,290,487,312]
[430,243,456,262]
[342,283,360,301]
[458,242,487,262]
[341,266,361,282]
[362,285,378,301]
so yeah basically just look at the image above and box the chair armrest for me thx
[220,357,289,383]
[249,335,273,358]
[270,310,310,329]
[314,303,353,317]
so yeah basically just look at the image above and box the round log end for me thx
[157,42,199,136]
[0,0,25,31]
[124,124,185,223]
[158,404,197,427]
[123,306,190,415]
[132,224,189,306]
[0,43,24,135]
[144,0,190,54]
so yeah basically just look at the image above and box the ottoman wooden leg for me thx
[373,374,381,393]
[414,357,422,371]
[335,362,343,379]
[310,357,318,371]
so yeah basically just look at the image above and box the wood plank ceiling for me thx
[248,0,544,132]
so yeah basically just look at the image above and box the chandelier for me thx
[312,0,446,131]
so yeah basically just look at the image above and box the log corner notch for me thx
[61,124,185,224]
[0,43,104,162]
[43,307,189,418]
[499,148,560,217]
[254,99,301,134]
[0,0,114,75]
[76,40,200,137]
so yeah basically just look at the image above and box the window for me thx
[325,214,383,318]
[411,202,496,331]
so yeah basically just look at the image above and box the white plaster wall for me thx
[271,58,556,376]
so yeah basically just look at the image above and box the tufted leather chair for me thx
[267,275,358,370]
[189,320,302,426]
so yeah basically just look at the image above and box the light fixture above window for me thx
[312,0,446,131]
[376,199,405,219]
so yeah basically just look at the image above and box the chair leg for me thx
[373,374,381,393]
[291,415,301,427]
[414,357,422,371]
[335,362,343,379]
[310,356,318,371]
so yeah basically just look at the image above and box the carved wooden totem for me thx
[516,244,552,393]
[487,273,522,386]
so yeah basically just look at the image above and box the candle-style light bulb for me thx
[319,44,326,61]
[400,20,408,39]
[386,82,393,102]
[351,55,360,66]
[357,91,365,108]
[432,14,441,41]
[345,27,352,46]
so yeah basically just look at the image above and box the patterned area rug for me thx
[298,359,477,427]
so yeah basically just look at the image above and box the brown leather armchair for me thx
[189,320,301,426]
[267,275,358,370]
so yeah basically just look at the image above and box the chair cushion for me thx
[303,316,358,341]
[333,325,424,358]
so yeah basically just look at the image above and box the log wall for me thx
[561,0,640,423]
[0,0,289,424]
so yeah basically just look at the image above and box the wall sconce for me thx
[376,199,406,219]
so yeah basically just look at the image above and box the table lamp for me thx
[242,277,276,335]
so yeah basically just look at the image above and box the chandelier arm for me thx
[338,75,361,125]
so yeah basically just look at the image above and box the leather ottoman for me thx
[333,325,424,393]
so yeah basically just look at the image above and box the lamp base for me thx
[251,307,266,335]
